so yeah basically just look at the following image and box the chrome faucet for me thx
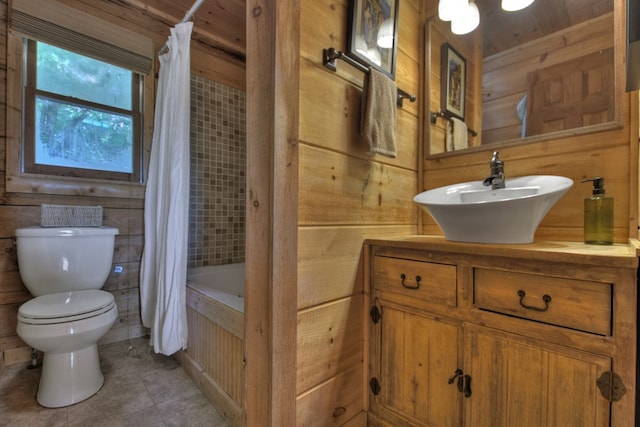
[483,151,505,189]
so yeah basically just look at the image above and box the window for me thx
[6,0,154,198]
[23,40,143,181]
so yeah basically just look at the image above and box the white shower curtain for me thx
[140,22,192,355]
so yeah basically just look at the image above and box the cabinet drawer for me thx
[474,268,612,335]
[373,256,456,306]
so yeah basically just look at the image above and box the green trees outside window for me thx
[25,40,142,180]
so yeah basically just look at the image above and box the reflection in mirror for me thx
[426,0,619,157]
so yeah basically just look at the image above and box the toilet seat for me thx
[18,290,116,325]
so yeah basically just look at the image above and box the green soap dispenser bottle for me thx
[582,177,613,245]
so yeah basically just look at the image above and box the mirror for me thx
[425,0,620,157]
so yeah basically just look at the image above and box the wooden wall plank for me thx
[0,206,40,238]
[0,271,23,294]
[0,290,30,305]
[298,145,418,226]
[0,304,20,338]
[0,238,16,272]
[297,296,364,395]
[298,225,415,310]
[296,363,365,427]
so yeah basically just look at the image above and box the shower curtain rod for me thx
[159,0,204,54]
[180,0,205,23]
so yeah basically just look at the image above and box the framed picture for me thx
[440,43,466,120]
[347,0,399,79]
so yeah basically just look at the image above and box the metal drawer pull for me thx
[517,290,552,312]
[401,273,421,289]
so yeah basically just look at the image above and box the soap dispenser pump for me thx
[581,177,613,245]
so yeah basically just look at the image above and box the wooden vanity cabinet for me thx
[369,254,462,426]
[365,239,638,427]
[463,325,611,426]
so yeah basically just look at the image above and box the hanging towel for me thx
[445,120,454,152]
[361,68,397,158]
[446,117,468,151]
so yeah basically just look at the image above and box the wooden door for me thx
[370,303,462,426]
[463,325,611,427]
[526,48,614,136]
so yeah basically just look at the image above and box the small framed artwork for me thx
[347,0,400,79]
[440,43,466,120]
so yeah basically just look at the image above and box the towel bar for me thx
[322,47,417,107]
[430,110,477,137]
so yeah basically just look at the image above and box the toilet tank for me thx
[15,227,119,296]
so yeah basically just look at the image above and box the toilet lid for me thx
[19,290,115,321]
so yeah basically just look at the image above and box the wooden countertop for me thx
[364,236,640,269]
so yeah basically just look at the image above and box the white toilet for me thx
[14,226,119,408]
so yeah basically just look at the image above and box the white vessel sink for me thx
[414,175,573,244]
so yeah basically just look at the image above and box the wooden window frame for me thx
[22,39,144,183]
[6,35,153,199]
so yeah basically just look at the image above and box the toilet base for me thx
[37,344,104,408]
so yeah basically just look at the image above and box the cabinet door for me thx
[463,325,611,427]
[371,303,462,426]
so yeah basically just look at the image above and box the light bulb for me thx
[438,0,468,22]
[502,0,535,12]
[451,1,479,35]
[377,19,394,49]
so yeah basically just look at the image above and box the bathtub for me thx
[187,263,245,313]
[181,263,245,427]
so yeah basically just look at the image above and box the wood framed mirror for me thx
[424,0,622,158]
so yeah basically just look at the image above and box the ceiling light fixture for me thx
[377,19,394,48]
[451,1,480,35]
[501,0,535,12]
[438,0,468,22]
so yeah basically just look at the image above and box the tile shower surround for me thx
[189,75,246,267]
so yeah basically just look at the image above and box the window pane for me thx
[35,95,133,173]
[37,41,132,110]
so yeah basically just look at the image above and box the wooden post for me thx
[245,0,300,425]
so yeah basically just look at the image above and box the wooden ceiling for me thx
[124,0,246,60]
[479,0,614,57]
[134,0,612,63]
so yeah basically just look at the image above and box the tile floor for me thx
[0,337,229,427]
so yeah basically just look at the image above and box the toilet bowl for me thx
[14,226,119,408]
[17,290,118,408]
